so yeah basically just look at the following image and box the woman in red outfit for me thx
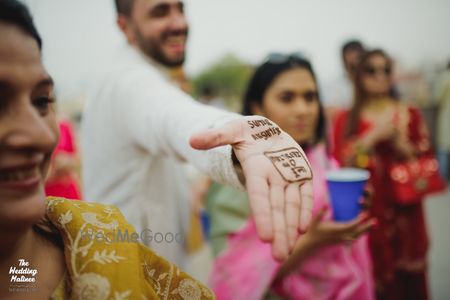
[332,49,431,300]
[44,119,82,200]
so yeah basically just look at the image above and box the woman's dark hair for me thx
[242,55,326,147]
[346,49,398,137]
[0,0,42,49]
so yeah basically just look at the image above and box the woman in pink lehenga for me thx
[206,54,376,299]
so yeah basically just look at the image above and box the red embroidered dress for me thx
[332,106,431,300]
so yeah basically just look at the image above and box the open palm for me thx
[190,116,314,260]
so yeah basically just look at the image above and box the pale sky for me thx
[23,0,450,100]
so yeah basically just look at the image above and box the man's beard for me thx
[135,29,187,68]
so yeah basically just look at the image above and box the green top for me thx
[206,183,250,256]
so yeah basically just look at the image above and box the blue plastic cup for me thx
[200,209,210,240]
[326,168,370,222]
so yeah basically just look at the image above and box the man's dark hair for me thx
[115,0,134,16]
[341,39,364,59]
[0,0,42,49]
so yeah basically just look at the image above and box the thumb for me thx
[189,121,241,150]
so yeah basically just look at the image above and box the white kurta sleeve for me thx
[111,66,244,190]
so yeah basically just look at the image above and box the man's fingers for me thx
[269,183,288,261]
[298,180,314,232]
[189,122,240,150]
[246,175,272,242]
[285,184,301,250]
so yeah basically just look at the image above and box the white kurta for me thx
[81,44,243,267]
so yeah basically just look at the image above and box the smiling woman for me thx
[0,1,214,299]
[0,3,59,235]
[332,49,439,299]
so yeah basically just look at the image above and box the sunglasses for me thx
[264,52,308,64]
[363,65,392,76]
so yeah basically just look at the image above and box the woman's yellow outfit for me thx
[41,197,213,300]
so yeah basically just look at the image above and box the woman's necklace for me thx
[364,97,393,113]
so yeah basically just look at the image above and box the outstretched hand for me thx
[190,116,314,260]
